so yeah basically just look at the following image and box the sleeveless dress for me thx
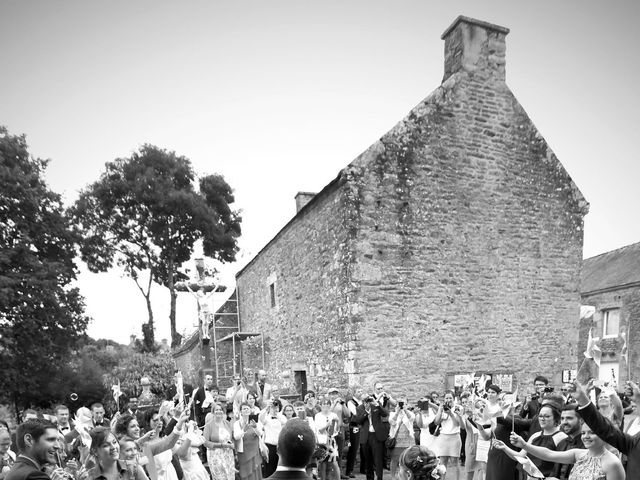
[180,446,209,480]
[207,425,236,480]
[154,449,178,480]
[568,452,606,480]
[528,430,567,478]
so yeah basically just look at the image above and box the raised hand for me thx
[509,432,526,448]
[572,380,590,407]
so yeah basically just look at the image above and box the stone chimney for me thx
[441,16,510,82]
[295,192,316,213]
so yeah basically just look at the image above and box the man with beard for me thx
[253,370,273,408]
[548,404,584,480]
[6,422,59,480]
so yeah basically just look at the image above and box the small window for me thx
[269,282,277,308]
[602,309,620,338]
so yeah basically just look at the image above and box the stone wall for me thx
[580,286,640,383]
[235,17,588,399]
[236,178,356,392]
[344,66,587,397]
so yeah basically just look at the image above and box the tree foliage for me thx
[0,126,89,409]
[70,145,241,348]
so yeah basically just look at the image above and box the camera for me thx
[543,386,554,393]
[364,395,374,404]
[398,401,405,409]
[417,400,430,411]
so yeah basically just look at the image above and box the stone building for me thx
[173,290,239,387]
[579,242,640,385]
[235,16,589,398]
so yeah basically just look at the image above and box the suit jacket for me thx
[266,470,310,480]
[165,383,194,403]
[354,403,389,443]
[580,401,640,478]
[252,382,273,408]
[6,455,50,480]
[192,387,215,427]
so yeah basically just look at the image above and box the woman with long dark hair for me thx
[87,427,148,480]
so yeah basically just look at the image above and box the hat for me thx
[277,419,316,468]
[327,387,339,394]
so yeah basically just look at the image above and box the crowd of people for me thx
[1,369,639,480]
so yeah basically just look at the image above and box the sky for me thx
[2,0,639,344]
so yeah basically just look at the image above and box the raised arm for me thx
[510,433,575,464]
[574,380,636,455]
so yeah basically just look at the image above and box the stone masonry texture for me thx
[235,16,589,399]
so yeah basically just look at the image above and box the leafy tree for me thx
[70,145,241,348]
[0,126,89,411]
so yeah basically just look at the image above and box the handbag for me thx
[385,418,402,449]
[428,420,441,437]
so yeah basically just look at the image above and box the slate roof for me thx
[581,242,640,294]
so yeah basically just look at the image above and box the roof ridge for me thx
[584,241,640,262]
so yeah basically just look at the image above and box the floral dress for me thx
[207,425,235,480]
[568,452,606,480]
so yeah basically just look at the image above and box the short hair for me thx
[247,391,258,400]
[319,397,332,406]
[144,409,161,431]
[443,390,455,397]
[90,402,104,411]
[54,405,69,414]
[562,403,581,417]
[430,391,439,397]
[21,409,38,421]
[460,392,471,399]
[292,401,305,408]
[114,414,137,437]
[534,376,549,385]
[486,384,502,394]
[90,427,115,454]
[277,419,315,468]
[16,420,57,453]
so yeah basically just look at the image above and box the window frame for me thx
[602,308,621,339]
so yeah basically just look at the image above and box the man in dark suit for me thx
[191,372,216,427]
[6,421,58,480]
[165,371,194,405]
[89,403,110,428]
[266,419,315,480]
[355,386,390,480]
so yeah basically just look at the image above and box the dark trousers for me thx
[346,427,361,474]
[335,432,345,461]
[262,443,278,477]
[362,434,385,480]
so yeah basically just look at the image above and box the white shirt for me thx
[315,412,339,444]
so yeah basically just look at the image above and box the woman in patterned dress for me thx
[204,403,235,480]
[508,422,624,480]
